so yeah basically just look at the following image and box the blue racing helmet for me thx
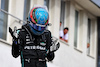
[28,6,49,35]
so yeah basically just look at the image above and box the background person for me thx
[59,27,69,42]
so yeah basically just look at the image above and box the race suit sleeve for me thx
[46,30,60,53]
[12,38,20,58]
[45,30,55,61]
[45,30,52,50]
[12,30,23,58]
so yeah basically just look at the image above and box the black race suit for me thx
[12,24,54,67]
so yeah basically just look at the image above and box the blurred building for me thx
[0,0,100,67]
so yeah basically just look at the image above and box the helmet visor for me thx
[30,23,46,32]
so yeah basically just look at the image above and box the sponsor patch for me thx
[40,42,46,46]
[24,46,46,50]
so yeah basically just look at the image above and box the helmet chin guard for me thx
[28,24,45,35]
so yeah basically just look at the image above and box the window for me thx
[23,0,30,22]
[59,1,69,43]
[44,0,49,10]
[60,1,65,30]
[74,10,79,47]
[87,18,91,55]
[0,0,9,40]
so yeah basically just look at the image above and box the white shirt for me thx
[59,30,68,40]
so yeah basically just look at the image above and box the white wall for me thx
[7,0,24,43]
[0,40,21,67]
[48,0,61,38]
[52,2,97,67]
[30,0,44,9]
[53,41,96,67]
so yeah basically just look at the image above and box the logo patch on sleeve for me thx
[40,42,46,46]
